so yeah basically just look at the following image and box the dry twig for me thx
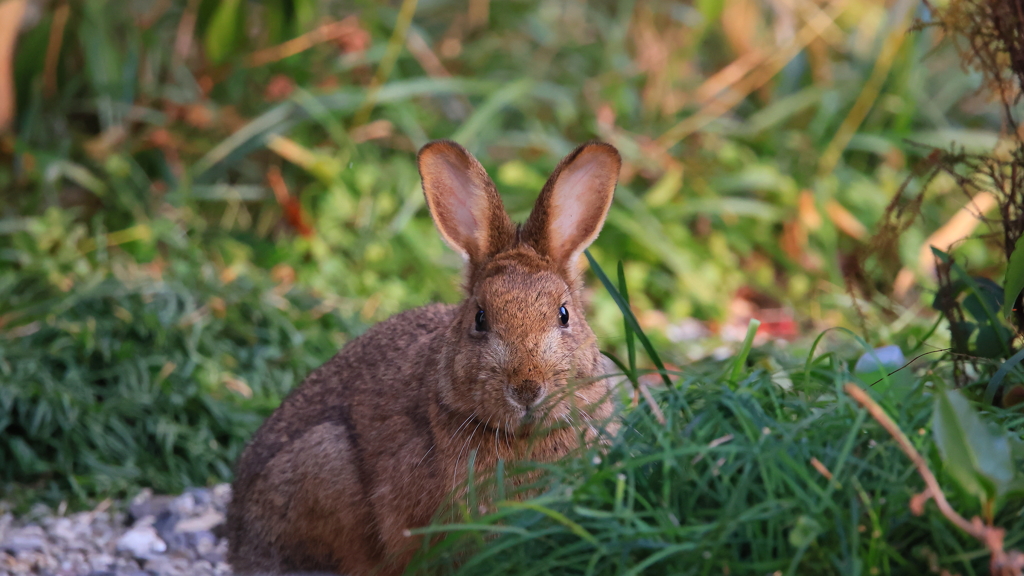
[247,16,368,68]
[843,383,1024,576]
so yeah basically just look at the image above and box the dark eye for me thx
[475,309,488,332]
[558,305,569,326]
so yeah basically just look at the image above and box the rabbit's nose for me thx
[508,380,544,408]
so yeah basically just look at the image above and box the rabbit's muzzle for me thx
[506,378,545,408]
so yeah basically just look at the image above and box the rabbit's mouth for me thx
[504,381,580,428]
[504,382,547,412]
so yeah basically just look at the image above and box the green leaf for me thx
[984,346,1024,405]
[933,387,1015,504]
[963,279,1003,321]
[974,325,1008,359]
[695,0,725,25]
[204,0,245,65]
[1003,234,1024,317]
[788,515,822,548]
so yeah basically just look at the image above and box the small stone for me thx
[854,344,905,373]
[128,494,176,525]
[116,525,166,560]
[173,512,224,534]
[144,554,190,576]
[25,503,51,522]
[48,517,76,542]
[169,493,196,517]
[202,539,228,565]
[0,512,12,537]
[16,549,55,570]
[185,488,212,509]
[191,559,214,576]
[2,525,47,554]
[189,530,218,561]
[211,485,231,509]
[89,552,116,571]
[152,511,187,553]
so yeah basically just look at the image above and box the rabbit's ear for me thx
[523,142,620,270]
[419,140,515,262]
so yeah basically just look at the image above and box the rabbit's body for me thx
[228,141,622,576]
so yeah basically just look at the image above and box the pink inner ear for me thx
[548,152,615,260]
[420,143,495,259]
[442,162,483,243]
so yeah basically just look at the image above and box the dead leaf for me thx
[267,165,313,237]
[350,119,393,143]
[184,103,214,129]
[264,74,295,101]
[270,263,296,285]
[825,199,868,240]
[209,296,226,318]
[223,376,253,399]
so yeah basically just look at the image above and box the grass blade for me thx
[617,262,637,377]
[730,318,761,383]
[585,250,673,389]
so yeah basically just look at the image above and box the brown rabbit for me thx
[226,140,622,576]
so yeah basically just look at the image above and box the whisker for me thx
[453,419,485,496]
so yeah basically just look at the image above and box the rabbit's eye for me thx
[475,309,488,332]
[558,305,569,326]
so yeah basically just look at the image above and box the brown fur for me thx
[226,140,622,576]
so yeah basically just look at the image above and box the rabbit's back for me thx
[227,303,457,575]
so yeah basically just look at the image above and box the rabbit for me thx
[226,140,622,576]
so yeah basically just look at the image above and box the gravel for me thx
[0,485,233,576]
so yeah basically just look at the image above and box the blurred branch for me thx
[247,16,366,68]
[43,3,69,98]
[843,383,1024,576]
[916,192,997,276]
[406,29,451,78]
[817,0,918,176]
[173,0,200,63]
[353,0,420,126]
[0,0,27,132]
[659,0,850,149]
[467,0,490,30]
[776,0,847,51]
[267,164,313,237]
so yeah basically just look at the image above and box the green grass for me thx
[0,206,362,502]
[410,343,1024,576]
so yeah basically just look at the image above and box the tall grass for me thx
[406,259,1024,576]
[414,366,1024,575]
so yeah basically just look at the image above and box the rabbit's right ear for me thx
[418,140,514,262]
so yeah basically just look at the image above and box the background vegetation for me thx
[2,0,1024,573]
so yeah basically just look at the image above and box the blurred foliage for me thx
[0,0,1018,505]
[0,204,360,501]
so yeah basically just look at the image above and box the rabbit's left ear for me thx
[418,140,515,263]
[522,142,621,271]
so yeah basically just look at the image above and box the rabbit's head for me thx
[418,140,620,433]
